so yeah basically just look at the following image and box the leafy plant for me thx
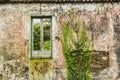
[61,10,92,80]
[33,23,41,50]
[33,20,51,51]
[43,41,51,50]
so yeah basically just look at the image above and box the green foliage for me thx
[33,23,41,50]
[43,41,51,50]
[61,10,92,80]
[33,21,51,51]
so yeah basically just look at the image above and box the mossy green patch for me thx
[30,59,53,76]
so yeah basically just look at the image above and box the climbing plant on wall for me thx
[61,10,92,80]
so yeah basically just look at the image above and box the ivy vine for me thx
[61,10,92,80]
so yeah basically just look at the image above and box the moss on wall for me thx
[30,59,54,80]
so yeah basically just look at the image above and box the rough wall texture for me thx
[0,11,29,79]
[0,3,120,80]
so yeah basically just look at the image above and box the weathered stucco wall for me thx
[0,3,120,80]
[0,10,29,79]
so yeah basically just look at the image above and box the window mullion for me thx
[40,19,43,57]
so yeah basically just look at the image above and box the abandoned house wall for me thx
[0,3,120,80]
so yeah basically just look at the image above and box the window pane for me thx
[33,19,41,50]
[32,17,51,58]
[43,19,51,51]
